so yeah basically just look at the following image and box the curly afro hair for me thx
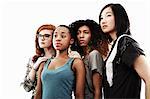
[69,19,109,57]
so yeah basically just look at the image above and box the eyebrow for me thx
[54,30,68,34]
[101,12,113,17]
[78,29,89,32]
[54,32,57,34]
[83,30,89,31]
[61,32,65,34]
[39,33,51,35]
[106,12,112,14]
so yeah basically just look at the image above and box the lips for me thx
[79,40,84,43]
[55,43,62,47]
[40,42,45,44]
[102,25,108,29]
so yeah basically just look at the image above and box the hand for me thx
[33,57,48,71]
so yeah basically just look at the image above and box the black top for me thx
[103,36,145,98]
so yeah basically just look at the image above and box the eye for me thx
[107,14,112,17]
[44,34,50,38]
[38,34,42,37]
[77,30,81,35]
[100,17,103,20]
[53,34,57,38]
[61,35,66,38]
[84,31,89,34]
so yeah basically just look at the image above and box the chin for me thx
[80,44,86,46]
[55,48,59,50]
[55,47,61,50]
[41,46,49,48]
[102,30,111,34]
[102,31,107,33]
[39,45,45,48]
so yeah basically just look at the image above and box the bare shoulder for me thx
[74,58,83,64]
[38,62,45,71]
[72,58,84,71]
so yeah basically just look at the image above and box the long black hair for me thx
[99,3,131,39]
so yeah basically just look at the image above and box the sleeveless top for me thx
[41,58,75,99]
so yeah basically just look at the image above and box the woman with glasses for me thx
[21,24,56,99]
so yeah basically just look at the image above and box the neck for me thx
[55,49,69,59]
[82,46,90,56]
[109,31,117,41]
[44,47,54,58]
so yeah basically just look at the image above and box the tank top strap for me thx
[44,58,51,68]
[67,58,74,67]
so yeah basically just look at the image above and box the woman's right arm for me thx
[28,57,49,81]
[22,58,35,92]
[22,57,48,92]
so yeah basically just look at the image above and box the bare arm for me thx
[88,50,103,99]
[34,62,45,99]
[73,58,86,99]
[92,72,102,99]
[134,55,150,99]
[28,68,36,81]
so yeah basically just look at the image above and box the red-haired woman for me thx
[21,24,56,99]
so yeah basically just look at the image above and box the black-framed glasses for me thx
[37,34,51,39]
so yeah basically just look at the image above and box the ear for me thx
[70,38,74,44]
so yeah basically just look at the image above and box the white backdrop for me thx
[0,0,150,99]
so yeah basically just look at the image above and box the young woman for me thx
[34,25,85,99]
[21,24,56,99]
[70,19,108,99]
[99,3,150,98]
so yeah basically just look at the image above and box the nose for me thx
[41,36,45,40]
[79,32,84,38]
[55,35,61,41]
[100,18,106,25]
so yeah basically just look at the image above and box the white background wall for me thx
[0,0,150,99]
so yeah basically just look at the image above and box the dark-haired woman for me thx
[70,19,108,99]
[34,25,85,99]
[99,3,150,98]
